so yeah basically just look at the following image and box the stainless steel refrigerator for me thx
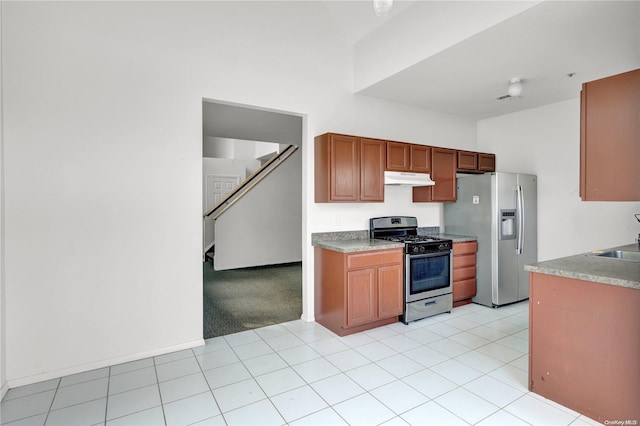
[444,172,537,307]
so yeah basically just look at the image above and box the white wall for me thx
[215,149,303,270]
[202,158,247,252]
[0,0,6,400]
[478,98,640,261]
[2,1,477,386]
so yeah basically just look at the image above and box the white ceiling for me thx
[326,0,640,120]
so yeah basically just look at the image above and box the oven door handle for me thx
[405,251,451,260]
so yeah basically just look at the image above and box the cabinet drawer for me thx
[453,278,476,301]
[347,249,403,269]
[453,253,476,268]
[453,241,477,256]
[453,265,476,282]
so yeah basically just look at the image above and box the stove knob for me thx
[439,243,446,250]
[420,246,426,253]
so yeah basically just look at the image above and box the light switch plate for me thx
[472,195,480,204]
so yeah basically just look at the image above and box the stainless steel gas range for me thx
[370,216,453,324]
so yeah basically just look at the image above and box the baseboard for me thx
[6,338,205,390]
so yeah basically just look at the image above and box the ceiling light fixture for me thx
[507,78,523,97]
[373,0,393,17]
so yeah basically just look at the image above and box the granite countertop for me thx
[311,229,476,253]
[428,233,477,243]
[312,238,404,253]
[524,243,640,290]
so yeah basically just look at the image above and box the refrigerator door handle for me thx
[516,184,524,254]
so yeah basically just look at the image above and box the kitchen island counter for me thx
[524,243,640,290]
[526,242,640,423]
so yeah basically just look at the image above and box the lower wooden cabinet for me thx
[452,241,477,307]
[315,247,403,336]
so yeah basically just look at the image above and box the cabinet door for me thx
[360,138,385,202]
[410,145,431,172]
[431,148,457,201]
[329,134,359,201]
[414,147,457,202]
[377,263,403,318]
[386,142,410,171]
[457,151,478,171]
[346,268,376,326]
[580,69,640,201]
[478,153,496,172]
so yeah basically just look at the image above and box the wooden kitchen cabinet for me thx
[315,133,385,202]
[529,272,640,422]
[478,153,496,172]
[386,142,410,171]
[360,138,386,201]
[580,68,640,201]
[457,151,478,171]
[315,247,403,336]
[410,145,431,172]
[386,142,431,173]
[452,241,477,306]
[413,147,457,202]
[457,151,496,173]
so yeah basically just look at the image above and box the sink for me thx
[595,250,640,262]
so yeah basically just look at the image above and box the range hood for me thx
[384,171,435,186]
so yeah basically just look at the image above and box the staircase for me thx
[203,144,299,261]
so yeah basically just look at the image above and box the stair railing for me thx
[203,144,299,221]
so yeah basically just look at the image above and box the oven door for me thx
[405,251,452,303]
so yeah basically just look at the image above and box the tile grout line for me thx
[103,366,111,426]
[192,346,224,423]
[152,354,168,426]
[42,378,60,426]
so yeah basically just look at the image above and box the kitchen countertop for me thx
[312,231,476,253]
[312,238,404,253]
[524,243,640,290]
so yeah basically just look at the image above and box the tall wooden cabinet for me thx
[580,68,640,201]
[413,147,457,202]
[315,133,385,202]
[315,248,403,336]
[452,241,477,307]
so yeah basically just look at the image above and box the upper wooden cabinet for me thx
[360,138,386,202]
[386,142,410,171]
[457,151,496,173]
[386,142,431,173]
[315,133,385,202]
[580,69,640,201]
[413,147,457,202]
[457,151,478,171]
[410,145,431,173]
[315,132,495,203]
[478,153,496,172]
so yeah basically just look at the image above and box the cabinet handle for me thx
[424,300,437,306]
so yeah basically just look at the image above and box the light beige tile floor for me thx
[1,301,603,425]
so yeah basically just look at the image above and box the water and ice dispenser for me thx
[500,209,517,240]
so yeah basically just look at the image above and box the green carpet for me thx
[203,261,302,339]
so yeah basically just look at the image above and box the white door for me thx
[206,175,241,211]
[204,175,241,253]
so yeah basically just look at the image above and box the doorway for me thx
[202,99,304,339]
